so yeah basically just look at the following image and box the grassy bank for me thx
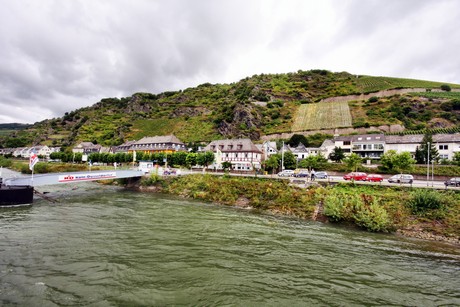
[142,174,460,243]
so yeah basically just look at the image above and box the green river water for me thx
[0,183,459,306]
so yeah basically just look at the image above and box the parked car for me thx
[364,174,383,182]
[444,177,460,187]
[315,171,328,179]
[294,171,310,177]
[388,174,414,184]
[277,170,295,177]
[343,172,368,181]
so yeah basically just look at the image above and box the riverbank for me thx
[137,174,460,246]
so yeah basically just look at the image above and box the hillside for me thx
[1,70,460,149]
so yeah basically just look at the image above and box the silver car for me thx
[314,171,328,179]
[388,174,414,184]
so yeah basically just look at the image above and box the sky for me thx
[1,0,460,124]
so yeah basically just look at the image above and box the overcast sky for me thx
[1,0,459,124]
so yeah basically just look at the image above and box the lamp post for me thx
[426,142,430,187]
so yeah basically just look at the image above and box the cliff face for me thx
[218,104,262,140]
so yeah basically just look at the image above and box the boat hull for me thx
[0,185,34,206]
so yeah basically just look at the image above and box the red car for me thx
[364,174,384,182]
[343,172,368,181]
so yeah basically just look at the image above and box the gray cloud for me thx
[0,0,459,124]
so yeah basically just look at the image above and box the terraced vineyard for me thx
[408,91,460,100]
[355,76,460,94]
[292,101,352,131]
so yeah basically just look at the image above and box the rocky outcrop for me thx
[218,104,261,140]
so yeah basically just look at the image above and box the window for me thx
[439,145,448,150]
[358,137,362,140]
[440,154,448,159]
[343,141,351,145]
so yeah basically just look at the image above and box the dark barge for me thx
[0,178,34,206]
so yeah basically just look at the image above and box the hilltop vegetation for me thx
[1,70,460,149]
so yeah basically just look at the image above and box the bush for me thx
[141,173,162,186]
[0,156,12,167]
[368,96,379,103]
[440,84,452,92]
[409,189,443,214]
[324,191,391,232]
[353,201,390,232]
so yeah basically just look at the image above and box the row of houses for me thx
[0,145,61,158]
[2,133,460,171]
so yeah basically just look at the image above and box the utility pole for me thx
[426,142,430,187]
[281,141,285,171]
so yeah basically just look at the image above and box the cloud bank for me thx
[1,0,459,123]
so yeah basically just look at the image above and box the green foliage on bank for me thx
[165,174,319,218]
[151,175,460,238]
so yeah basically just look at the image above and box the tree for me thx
[343,153,362,172]
[329,147,345,162]
[222,161,232,171]
[287,134,308,147]
[282,151,296,170]
[264,155,279,174]
[197,152,214,168]
[299,154,328,170]
[380,150,415,173]
[415,133,439,164]
[186,153,197,168]
[393,152,415,174]
[453,152,460,166]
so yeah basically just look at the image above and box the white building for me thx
[204,138,263,171]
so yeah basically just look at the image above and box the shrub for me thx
[324,191,391,232]
[0,156,12,167]
[368,96,379,103]
[409,189,443,214]
[440,84,452,92]
[141,173,162,186]
[353,201,390,232]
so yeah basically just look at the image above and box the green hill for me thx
[1,70,460,149]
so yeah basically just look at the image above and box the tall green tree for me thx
[282,151,297,170]
[415,133,439,164]
[343,153,362,172]
[329,146,345,162]
[264,155,279,174]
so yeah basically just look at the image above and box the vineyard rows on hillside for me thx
[292,101,352,131]
[355,76,460,94]
[408,91,460,100]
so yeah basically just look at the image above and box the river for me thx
[1,183,459,306]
